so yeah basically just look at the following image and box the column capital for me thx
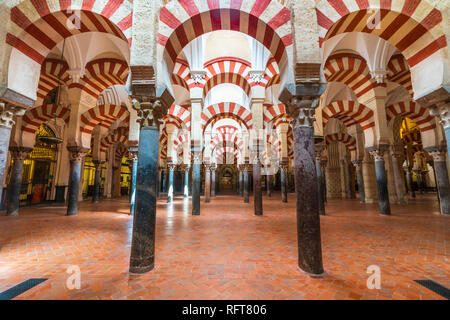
[0,103,26,129]
[351,159,363,168]
[133,99,165,129]
[429,103,450,128]
[167,163,177,171]
[9,146,33,161]
[67,146,89,163]
[366,145,389,161]
[204,163,211,170]
[314,144,325,161]
[182,164,190,172]
[128,148,139,161]
[427,148,447,162]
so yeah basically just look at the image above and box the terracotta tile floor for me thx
[0,192,448,300]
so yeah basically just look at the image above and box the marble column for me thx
[403,165,416,198]
[315,146,325,216]
[280,163,288,203]
[287,96,324,276]
[390,151,407,204]
[92,160,103,203]
[192,154,201,215]
[253,157,263,216]
[7,147,32,216]
[428,149,449,215]
[368,147,391,215]
[204,164,211,203]
[0,104,24,194]
[239,167,244,197]
[413,169,424,194]
[243,164,249,203]
[351,160,365,203]
[67,147,88,216]
[266,174,272,197]
[111,166,118,197]
[341,159,352,199]
[129,151,138,215]
[130,125,160,273]
[320,159,328,203]
[183,165,189,198]
[211,166,216,197]
[167,163,175,203]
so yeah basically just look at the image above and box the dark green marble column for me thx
[7,147,32,216]
[368,147,391,215]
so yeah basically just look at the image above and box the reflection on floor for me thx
[0,193,448,300]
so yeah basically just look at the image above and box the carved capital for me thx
[133,99,165,129]
[190,71,206,84]
[67,146,88,163]
[128,149,138,161]
[351,160,363,169]
[428,149,446,162]
[314,144,325,161]
[9,146,33,161]
[167,163,177,171]
[192,151,202,164]
[284,96,320,128]
[430,104,450,128]
[370,70,388,84]
[0,103,26,129]
[367,148,386,161]
[248,70,265,84]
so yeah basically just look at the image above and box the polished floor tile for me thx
[0,192,448,300]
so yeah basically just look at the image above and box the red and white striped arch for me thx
[36,59,71,106]
[172,59,191,91]
[7,0,133,65]
[211,126,243,153]
[201,102,253,130]
[201,58,252,94]
[264,103,287,123]
[386,101,435,132]
[387,54,413,97]
[69,58,129,100]
[215,146,239,159]
[114,143,127,163]
[158,0,292,77]
[100,126,129,153]
[167,104,191,130]
[21,103,70,134]
[265,57,280,88]
[316,0,447,68]
[80,104,129,136]
[322,100,375,131]
[204,73,252,98]
[325,132,357,159]
[324,53,383,100]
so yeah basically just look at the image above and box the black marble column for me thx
[428,149,450,215]
[315,148,325,216]
[0,124,13,196]
[369,147,391,215]
[414,169,424,194]
[67,147,87,216]
[7,147,31,216]
[280,164,287,203]
[243,164,249,203]
[321,159,328,203]
[253,158,262,215]
[239,168,244,196]
[291,102,324,275]
[266,174,272,197]
[129,126,159,273]
[92,160,102,203]
[192,161,201,215]
[352,160,365,203]
[167,164,175,203]
[183,166,189,198]
[129,152,138,215]
[204,164,211,203]
[211,166,216,197]
[404,167,416,198]
[342,159,352,199]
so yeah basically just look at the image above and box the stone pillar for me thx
[183,165,189,198]
[403,165,416,198]
[320,159,328,203]
[129,97,169,274]
[368,146,391,215]
[167,163,175,203]
[92,160,103,203]
[341,159,352,199]
[6,147,32,216]
[281,93,324,276]
[243,164,249,203]
[204,164,211,203]
[315,145,325,215]
[66,147,88,216]
[0,104,26,192]
[211,165,216,197]
[280,163,288,202]
[128,150,138,215]
[390,150,407,204]
[351,160,365,203]
[266,174,272,197]
[239,167,244,196]
[111,166,119,197]
[253,157,263,216]
[192,153,201,215]
[413,169,424,194]
[427,148,449,215]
